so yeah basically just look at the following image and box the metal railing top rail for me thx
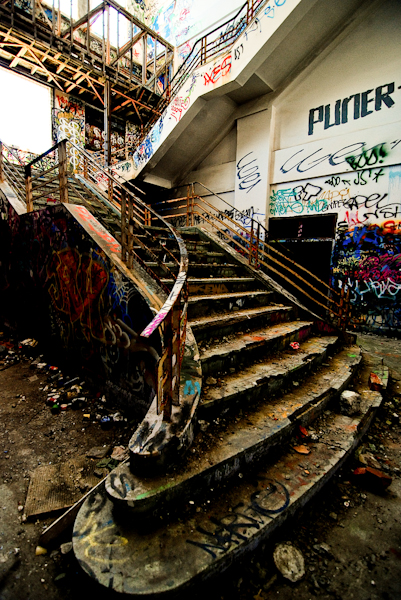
[1,141,25,166]
[160,0,265,104]
[155,181,341,300]
[168,196,348,325]
[24,142,59,174]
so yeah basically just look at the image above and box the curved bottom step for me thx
[72,366,383,597]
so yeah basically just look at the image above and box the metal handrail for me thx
[154,185,351,330]
[161,0,265,104]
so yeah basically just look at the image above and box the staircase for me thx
[2,152,122,241]
[1,139,384,596]
[72,227,386,597]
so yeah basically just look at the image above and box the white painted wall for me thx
[275,0,401,150]
[266,0,401,333]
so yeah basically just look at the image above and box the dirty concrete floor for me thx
[1,333,401,600]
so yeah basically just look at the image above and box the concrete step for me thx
[161,276,264,296]
[104,344,360,516]
[189,304,294,342]
[73,353,382,597]
[199,320,313,378]
[145,261,242,279]
[200,335,340,417]
[188,290,275,319]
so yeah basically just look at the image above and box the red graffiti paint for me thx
[203,55,232,86]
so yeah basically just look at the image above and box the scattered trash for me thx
[339,390,360,416]
[273,542,305,582]
[96,458,119,470]
[294,445,311,455]
[298,426,308,438]
[110,446,127,461]
[289,342,300,350]
[369,372,383,391]
[35,546,47,556]
[100,416,112,430]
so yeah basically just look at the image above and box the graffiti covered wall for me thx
[0,190,162,416]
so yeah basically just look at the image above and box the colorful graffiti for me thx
[0,195,161,416]
[270,163,401,333]
[53,91,85,171]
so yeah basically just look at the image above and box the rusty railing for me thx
[1,137,188,421]
[153,182,352,331]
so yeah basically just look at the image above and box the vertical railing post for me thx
[121,188,127,264]
[249,219,254,265]
[161,313,173,422]
[255,221,260,268]
[108,176,113,205]
[24,164,33,213]
[0,142,4,183]
[171,301,180,407]
[191,184,194,226]
[145,205,151,226]
[127,195,134,269]
[186,185,190,227]
[58,140,69,203]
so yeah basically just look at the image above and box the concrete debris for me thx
[86,446,111,459]
[273,542,305,582]
[339,390,361,416]
[59,542,73,555]
[353,466,392,490]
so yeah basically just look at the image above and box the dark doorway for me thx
[267,214,337,312]
[268,214,337,283]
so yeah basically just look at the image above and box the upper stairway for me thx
[111,0,371,188]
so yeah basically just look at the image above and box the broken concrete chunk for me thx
[60,542,73,555]
[339,390,361,416]
[353,466,392,490]
[86,445,110,459]
[273,542,305,582]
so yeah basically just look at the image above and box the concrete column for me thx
[235,107,275,233]
[104,79,111,167]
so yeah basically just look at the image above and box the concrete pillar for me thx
[235,107,275,233]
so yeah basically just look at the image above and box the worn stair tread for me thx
[74,354,380,597]
[199,319,312,362]
[163,276,256,284]
[189,304,293,330]
[201,335,340,410]
[189,290,273,303]
[104,345,360,515]
[144,262,239,269]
